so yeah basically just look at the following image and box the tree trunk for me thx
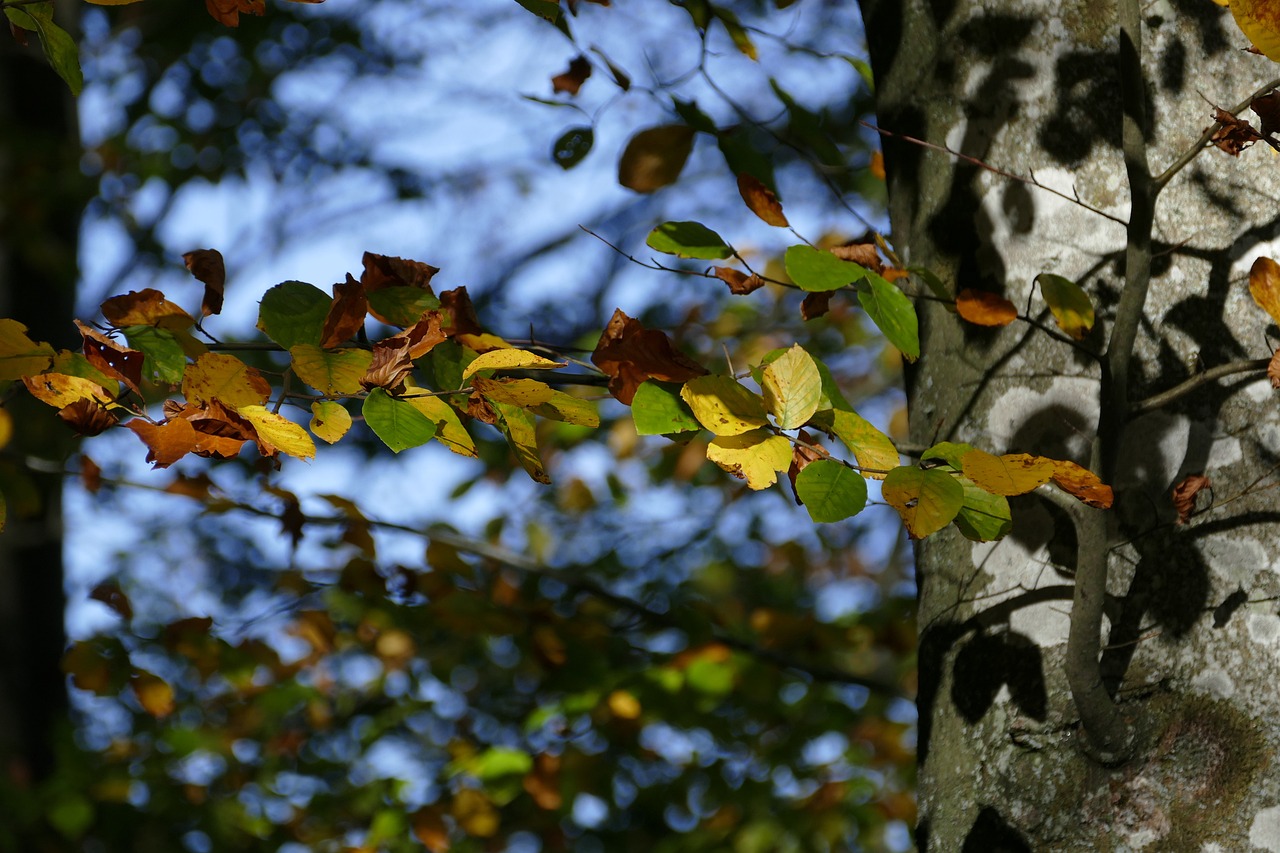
[0,4,81,787]
[863,1,1280,848]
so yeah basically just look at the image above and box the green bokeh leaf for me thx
[552,126,594,169]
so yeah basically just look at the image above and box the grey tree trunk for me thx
[863,0,1280,849]
[0,6,80,786]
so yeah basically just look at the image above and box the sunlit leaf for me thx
[237,405,316,460]
[955,289,1017,327]
[462,348,564,380]
[954,478,1013,541]
[784,245,867,292]
[705,428,792,489]
[645,221,733,260]
[1049,459,1113,508]
[493,400,549,484]
[631,380,701,435]
[761,344,820,429]
[21,374,112,409]
[131,670,176,718]
[857,272,919,360]
[1035,273,1094,339]
[882,465,963,539]
[795,459,868,522]
[0,319,55,380]
[452,788,499,838]
[362,388,437,453]
[828,409,898,478]
[681,374,769,436]
[309,401,352,444]
[4,4,81,94]
[1250,256,1280,326]
[403,392,478,456]
[290,345,373,396]
[737,173,787,226]
[183,352,271,408]
[961,449,1055,496]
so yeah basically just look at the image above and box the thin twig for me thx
[1130,357,1270,415]
[1153,76,1280,189]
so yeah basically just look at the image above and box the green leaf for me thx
[6,5,82,96]
[257,282,331,350]
[631,380,700,435]
[366,288,439,328]
[910,265,953,306]
[784,245,867,292]
[856,272,919,360]
[920,441,979,471]
[361,388,437,453]
[618,125,696,193]
[512,0,560,22]
[717,133,777,192]
[828,409,898,477]
[123,326,186,385]
[552,126,594,169]
[403,392,477,457]
[795,460,868,523]
[954,479,1013,542]
[429,340,479,391]
[760,344,820,430]
[289,345,373,396]
[1035,273,1094,339]
[882,466,963,539]
[712,7,757,59]
[457,747,534,781]
[686,656,735,696]
[493,400,549,484]
[645,221,733,260]
[672,99,718,134]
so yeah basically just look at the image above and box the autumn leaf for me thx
[402,392,477,457]
[101,289,195,331]
[1172,473,1211,524]
[760,344,821,430]
[523,754,562,811]
[493,401,549,484]
[204,0,264,27]
[183,248,226,317]
[461,348,564,380]
[438,287,485,339]
[237,405,316,460]
[1210,107,1263,155]
[1270,350,1280,388]
[882,465,964,539]
[1034,273,1094,339]
[681,375,769,436]
[1250,256,1280,326]
[961,450,1056,496]
[801,292,831,320]
[0,319,55,380]
[829,242,884,274]
[22,373,113,409]
[76,320,144,395]
[714,266,766,295]
[618,125,696,193]
[705,428,792,489]
[309,401,352,444]
[290,346,373,396]
[551,55,591,95]
[1049,459,1113,509]
[955,288,1017,327]
[320,274,368,348]
[451,788,499,838]
[737,173,788,227]
[126,415,246,468]
[1220,0,1280,60]
[58,399,118,436]
[361,252,440,326]
[131,670,176,718]
[591,309,706,404]
[1253,90,1280,138]
[182,352,271,408]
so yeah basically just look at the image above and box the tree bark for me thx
[863,0,1280,848]
[0,5,81,786]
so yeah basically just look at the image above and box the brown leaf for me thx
[90,580,132,620]
[360,251,439,293]
[204,0,264,26]
[787,431,825,505]
[1270,350,1280,388]
[1048,460,1113,509]
[955,288,1018,327]
[320,274,368,348]
[551,55,591,96]
[736,173,788,227]
[438,287,483,337]
[101,289,195,330]
[466,390,498,424]
[58,399,118,436]
[829,242,884,274]
[1209,108,1261,155]
[183,248,226,317]
[1172,474,1210,524]
[713,266,765,295]
[80,455,102,493]
[360,313,445,392]
[801,292,831,320]
[1253,91,1280,138]
[618,125,695,193]
[523,753,562,811]
[591,309,706,404]
[126,415,247,468]
[75,320,143,395]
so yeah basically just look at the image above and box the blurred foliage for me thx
[1,1,915,851]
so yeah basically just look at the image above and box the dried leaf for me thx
[829,242,883,274]
[90,580,132,620]
[183,248,226,317]
[101,289,195,330]
[361,251,440,292]
[591,309,706,404]
[80,455,102,493]
[1269,350,1280,388]
[955,288,1017,327]
[801,292,831,320]
[204,0,263,27]
[439,287,484,338]
[182,352,271,408]
[551,55,591,95]
[736,173,788,227]
[714,266,766,296]
[1253,91,1280,139]
[76,320,143,394]
[320,274,368,348]
[618,125,695,193]
[1172,473,1210,524]
[58,399,118,436]
[787,430,825,504]
[1209,108,1261,155]
[1048,459,1113,509]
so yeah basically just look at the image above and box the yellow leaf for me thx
[529,390,600,427]
[21,373,112,409]
[472,377,555,408]
[1225,0,1280,60]
[882,466,964,539]
[183,353,270,407]
[1250,256,1280,325]
[706,428,792,489]
[131,671,175,718]
[607,689,642,720]
[0,409,11,451]
[0,319,54,380]
[451,789,499,838]
[403,393,478,457]
[960,450,1056,496]
[829,409,898,478]
[290,345,373,395]
[1049,459,1114,509]
[461,348,564,380]
[238,405,316,460]
[681,375,769,436]
[310,401,352,444]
